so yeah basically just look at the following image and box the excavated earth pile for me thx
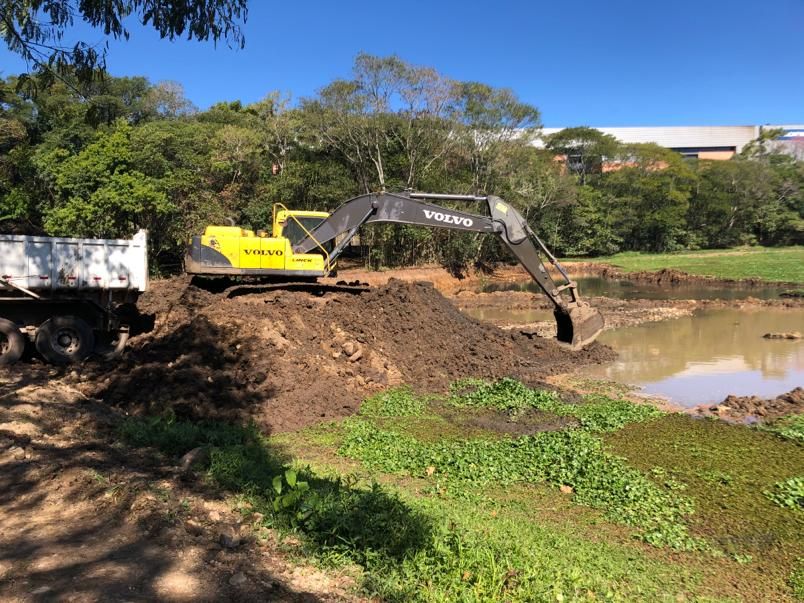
[84,277,614,433]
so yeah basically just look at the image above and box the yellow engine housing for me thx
[185,208,334,278]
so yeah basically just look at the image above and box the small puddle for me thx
[483,277,786,301]
[589,308,803,407]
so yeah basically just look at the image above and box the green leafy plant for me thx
[359,386,428,418]
[449,378,662,431]
[765,414,804,444]
[270,469,320,527]
[764,477,804,511]
[339,417,700,550]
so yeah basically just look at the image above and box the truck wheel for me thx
[35,316,95,365]
[0,318,25,366]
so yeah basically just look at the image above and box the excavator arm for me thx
[294,191,604,349]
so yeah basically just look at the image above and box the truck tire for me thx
[35,316,95,365]
[0,318,25,366]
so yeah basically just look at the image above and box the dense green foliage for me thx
[765,477,804,511]
[2,56,802,273]
[341,383,694,549]
[766,413,804,443]
[120,404,699,600]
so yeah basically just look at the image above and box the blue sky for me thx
[1,0,802,126]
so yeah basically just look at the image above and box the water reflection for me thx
[591,308,803,406]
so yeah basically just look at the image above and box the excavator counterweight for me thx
[185,191,604,349]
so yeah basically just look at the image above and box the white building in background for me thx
[537,124,804,160]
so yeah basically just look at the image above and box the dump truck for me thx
[0,230,148,365]
[186,192,605,349]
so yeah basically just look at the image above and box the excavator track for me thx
[189,276,370,299]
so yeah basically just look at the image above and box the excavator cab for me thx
[184,205,336,278]
[273,208,334,254]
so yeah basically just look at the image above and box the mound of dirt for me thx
[699,387,804,422]
[80,278,613,433]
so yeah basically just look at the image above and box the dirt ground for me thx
[1,264,801,601]
[0,370,362,602]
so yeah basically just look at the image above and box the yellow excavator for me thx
[185,191,604,349]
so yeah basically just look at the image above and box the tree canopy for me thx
[1,54,801,273]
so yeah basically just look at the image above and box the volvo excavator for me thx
[184,191,605,349]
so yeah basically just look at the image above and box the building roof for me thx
[539,124,804,150]
[538,125,762,152]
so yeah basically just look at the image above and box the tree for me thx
[600,143,695,251]
[453,81,541,193]
[1,0,247,82]
[42,120,175,239]
[545,126,620,185]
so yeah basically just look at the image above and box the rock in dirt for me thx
[179,446,210,475]
[228,572,248,587]
[219,526,242,549]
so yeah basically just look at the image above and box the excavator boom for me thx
[294,191,604,349]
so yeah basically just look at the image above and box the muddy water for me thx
[588,308,803,406]
[483,277,786,300]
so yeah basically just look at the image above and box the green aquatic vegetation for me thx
[339,418,700,549]
[449,378,662,432]
[765,413,804,444]
[449,377,559,417]
[764,477,804,511]
[359,386,429,418]
[120,414,703,601]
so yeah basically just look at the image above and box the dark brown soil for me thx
[697,387,804,422]
[72,278,613,434]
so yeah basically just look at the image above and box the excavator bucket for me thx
[555,305,605,350]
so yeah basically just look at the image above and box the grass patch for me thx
[580,246,804,283]
[119,412,262,457]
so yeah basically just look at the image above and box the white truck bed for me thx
[0,230,148,292]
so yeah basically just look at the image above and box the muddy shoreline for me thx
[333,261,804,293]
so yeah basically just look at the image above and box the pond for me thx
[464,276,803,406]
[589,308,803,407]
